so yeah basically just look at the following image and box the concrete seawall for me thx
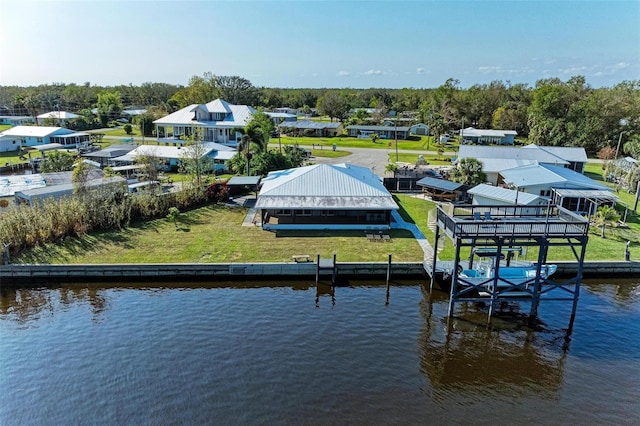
[0,260,638,287]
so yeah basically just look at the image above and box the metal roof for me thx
[468,184,545,205]
[227,176,261,186]
[278,120,341,130]
[111,142,235,162]
[552,188,618,202]
[500,164,612,191]
[256,163,398,210]
[522,144,588,162]
[0,126,73,138]
[416,176,464,192]
[460,127,517,137]
[474,158,538,173]
[458,145,569,165]
[37,111,79,119]
[153,99,255,128]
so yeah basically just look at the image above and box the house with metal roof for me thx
[255,163,398,230]
[0,126,91,151]
[110,142,236,172]
[459,127,517,145]
[278,120,343,137]
[36,111,80,126]
[468,184,548,215]
[153,99,255,147]
[14,176,126,206]
[346,124,410,140]
[457,144,588,184]
[266,112,297,125]
[81,144,137,167]
[0,116,35,126]
[522,144,588,172]
[499,164,615,214]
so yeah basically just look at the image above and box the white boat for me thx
[450,247,557,297]
[458,262,557,297]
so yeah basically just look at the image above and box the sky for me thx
[1,0,639,89]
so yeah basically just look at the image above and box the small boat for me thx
[433,247,557,297]
[458,262,557,297]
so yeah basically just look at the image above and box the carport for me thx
[226,176,261,198]
[416,176,464,202]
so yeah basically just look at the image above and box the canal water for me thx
[1,279,638,425]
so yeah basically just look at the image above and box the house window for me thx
[276,209,291,216]
[37,138,43,144]
[321,210,335,216]
[539,190,551,197]
[295,209,311,216]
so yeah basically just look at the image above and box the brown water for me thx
[0,279,638,425]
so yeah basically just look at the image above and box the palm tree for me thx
[594,205,620,238]
[235,122,267,176]
[449,158,486,186]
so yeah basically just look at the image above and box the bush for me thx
[123,124,133,135]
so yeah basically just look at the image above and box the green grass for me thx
[0,124,12,132]
[390,153,454,166]
[90,127,142,137]
[14,204,424,264]
[310,149,351,158]
[277,135,431,151]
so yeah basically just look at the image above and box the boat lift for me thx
[428,204,590,326]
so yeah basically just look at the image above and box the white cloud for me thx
[609,62,629,70]
[478,66,503,74]
[559,66,586,74]
[479,65,536,75]
[337,70,350,77]
[365,69,383,75]
[416,67,425,74]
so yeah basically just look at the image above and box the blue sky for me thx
[1,1,638,89]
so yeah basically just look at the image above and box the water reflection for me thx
[418,288,570,401]
[0,286,108,325]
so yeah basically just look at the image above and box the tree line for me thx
[1,74,638,155]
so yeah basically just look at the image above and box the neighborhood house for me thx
[0,126,91,152]
[255,163,398,230]
[153,99,255,147]
[460,127,517,145]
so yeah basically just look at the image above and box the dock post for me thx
[430,226,440,291]
[332,253,337,286]
[386,254,392,304]
[316,254,320,284]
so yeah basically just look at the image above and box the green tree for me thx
[72,158,91,195]
[450,158,486,186]
[179,129,212,187]
[123,124,133,135]
[594,205,621,238]
[96,90,123,126]
[167,207,181,229]
[623,135,640,159]
[40,151,75,173]
[317,92,350,122]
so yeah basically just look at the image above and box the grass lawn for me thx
[390,153,454,166]
[14,204,423,264]
[394,193,640,262]
[278,135,430,151]
[90,127,142,137]
[0,124,12,132]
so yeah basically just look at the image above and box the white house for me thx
[36,111,80,126]
[468,183,548,215]
[266,112,297,125]
[255,163,398,231]
[0,126,91,151]
[457,144,588,184]
[460,127,517,145]
[153,99,255,147]
[499,164,615,214]
[110,142,236,173]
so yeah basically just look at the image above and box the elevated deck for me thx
[429,204,590,325]
[436,204,589,240]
